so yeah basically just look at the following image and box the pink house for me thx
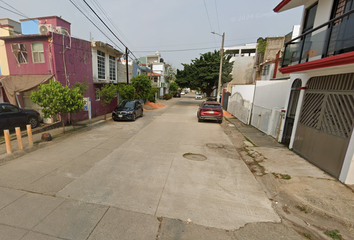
[0,16,121,122]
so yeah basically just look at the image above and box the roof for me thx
[20,16,71,25]
[0,34,48,40]
[274,0,306,13]
[147,72,161,76]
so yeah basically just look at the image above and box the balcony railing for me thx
[282,9,354,67]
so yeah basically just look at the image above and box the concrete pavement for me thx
[3,94,351,239]
[225,116,354,239]
[0,96,284,240]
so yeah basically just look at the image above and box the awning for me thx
[0,74,54,106]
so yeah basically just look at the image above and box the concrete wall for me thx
[229,56,255,84]
[228,85,255,124]
[5,36,52,75]
[251,80,290,136]
[0,19,21,76]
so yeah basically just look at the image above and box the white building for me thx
[274,0,354,183]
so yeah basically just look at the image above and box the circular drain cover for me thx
[183,153,207,161]
[206,143,224,149]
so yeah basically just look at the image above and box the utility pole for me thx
[217,32,225,103]
[125,47,129,84]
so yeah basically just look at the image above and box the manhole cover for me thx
[183,153,207,161]
[206,143,224,149]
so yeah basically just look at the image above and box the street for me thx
[0,95,284,240]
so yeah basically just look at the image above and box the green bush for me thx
[147,88,158,103]
[163,93,173,100]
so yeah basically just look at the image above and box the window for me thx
[95,88,100,101]
[262,65,270,76]
[303,3,318,33]
[109,55,116,82]
[97,50,105,79]
[1,104,20,113]
[31,42,45,63]
[11,43,28,64]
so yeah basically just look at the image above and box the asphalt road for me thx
[0,95,280,240]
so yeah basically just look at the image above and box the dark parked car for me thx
[197,101,223,123]
[112,100,143,121]
[173,92,181,98]
[0,103,40,133]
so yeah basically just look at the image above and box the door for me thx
[293,73,354,178]
[282,79,302,146]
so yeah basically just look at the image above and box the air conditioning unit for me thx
[38,24,55,35]
[55,26,69,36]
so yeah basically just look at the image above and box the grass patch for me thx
[303,233,312,239]
[272,172,291,180]
[296,205,308,214]
[324,230,342,239]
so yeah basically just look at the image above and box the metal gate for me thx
[282,79,302,146]
[294,73,354,178]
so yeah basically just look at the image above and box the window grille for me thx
[97,50,105,79]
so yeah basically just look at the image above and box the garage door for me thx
[294,73,354,178]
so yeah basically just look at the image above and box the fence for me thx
[251,105,284,140]
[228,92,252,124]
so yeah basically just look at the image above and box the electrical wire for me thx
[0,5,26,17]
[90,0,141,59]
[214,0,221,33]
[68,0,125,53]
[82,0,138,60]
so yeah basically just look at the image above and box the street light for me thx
[211,31,225,103]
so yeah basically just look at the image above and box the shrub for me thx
[163,93,173,100]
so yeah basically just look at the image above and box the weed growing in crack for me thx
[296,205,308,214]
[324,229,342,239]
[303,233,312,239]
[273,173,291,180]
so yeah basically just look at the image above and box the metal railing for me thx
[282,9,354,67]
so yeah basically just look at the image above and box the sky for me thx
[0,0,303,70]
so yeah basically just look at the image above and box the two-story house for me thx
[274,0,354,183]
[0,16,124,122]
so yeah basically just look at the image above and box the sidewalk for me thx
[0,114,110,165]
[224,115,354,239]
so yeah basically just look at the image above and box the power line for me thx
[82,0,138,60]
[134,43,256,53]
[69,0,125,53]
[90,0,141,59]
[214,0,221,33]
[0,5,26,18]
[0,0,27,17]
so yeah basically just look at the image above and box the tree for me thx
[117,83,135,100]
[176,50,233,96]
[98,84,118,120]
[30,80,85,133]
[131,74,152,100]
[169,81,179,94]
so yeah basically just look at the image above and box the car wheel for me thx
[140,110,143,117]
[218,119,222,124]
[198,118,202,122]
[28,117,38,128]
[132,113,136,121]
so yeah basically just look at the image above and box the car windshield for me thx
[119,101,135,108]
[203,104,221,108]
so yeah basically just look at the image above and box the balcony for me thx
[282,9,354,69]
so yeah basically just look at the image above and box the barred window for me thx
[11,43,28,64]
[97,50,105,79]
[109,55,116,82]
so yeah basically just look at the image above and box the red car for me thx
[197,101,223,123]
